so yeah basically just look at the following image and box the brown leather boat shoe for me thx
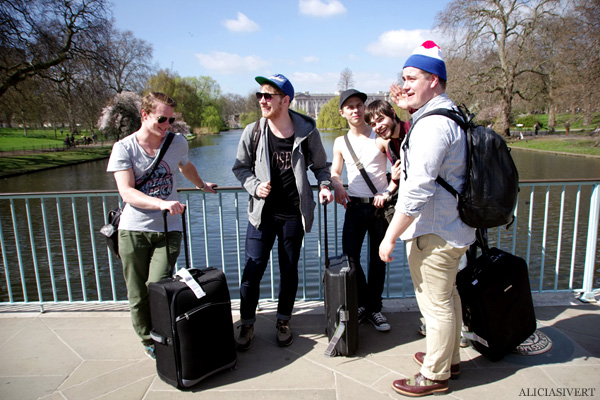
[392,373,449,397]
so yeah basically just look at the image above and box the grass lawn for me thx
[0,127,96,152]
[509,136,600,157]
[0,147,112,178]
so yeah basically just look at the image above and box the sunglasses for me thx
[156,116,175,124]
[255,92,284,101]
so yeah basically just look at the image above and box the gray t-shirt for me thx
[107,132,189,232]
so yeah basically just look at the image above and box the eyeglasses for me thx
[156,116,175,124]
[255,92,284,101]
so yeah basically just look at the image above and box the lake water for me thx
[2,129,600,193]
[1,130,599,302]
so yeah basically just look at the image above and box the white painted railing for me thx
[0,180,598,310]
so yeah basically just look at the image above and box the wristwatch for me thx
[319,180,332,191]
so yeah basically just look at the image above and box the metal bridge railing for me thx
[0,180,598,310]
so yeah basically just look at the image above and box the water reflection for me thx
[1,130,599,194]
[0,130,599,302]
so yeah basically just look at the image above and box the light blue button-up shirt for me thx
[397,93,476,248]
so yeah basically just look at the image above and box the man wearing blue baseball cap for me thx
[233,73,333,350]
[379,41,476,396]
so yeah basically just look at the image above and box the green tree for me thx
[201,104,225,132]
[317,96,347,130]
[145,72,226,131]
[183,76,224,130]
[239,111,261,128]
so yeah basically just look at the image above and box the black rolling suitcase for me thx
[322,202,358,357]
[148,210,237,389]
[456,230,536,361]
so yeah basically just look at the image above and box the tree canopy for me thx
[317,97,347,130]
[0,0,110,98]
[437,0,599,135]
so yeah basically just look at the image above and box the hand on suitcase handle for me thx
[160,200,186,215]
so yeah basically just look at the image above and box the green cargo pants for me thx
[118,229,182,345]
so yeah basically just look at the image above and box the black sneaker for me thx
[367,311,391,332]
[236,324,254,351]
[276,319,293,347]
[357,306,367,324]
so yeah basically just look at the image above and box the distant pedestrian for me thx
[534,122,540,136]
[565,121,570,135]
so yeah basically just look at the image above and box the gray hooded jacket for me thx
[232,110,331,232]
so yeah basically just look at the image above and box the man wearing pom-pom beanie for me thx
[379,41,476,396]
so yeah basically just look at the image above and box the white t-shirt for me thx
[106,132,189,232]
[341,130,388,197]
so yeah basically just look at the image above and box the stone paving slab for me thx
[0,294,598,399]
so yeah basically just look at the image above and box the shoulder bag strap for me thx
[250,119,262,173]
[343,134,378,195]
[135,131,175,190]
[404,109,466,198]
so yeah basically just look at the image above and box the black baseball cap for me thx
[339,89,367,109]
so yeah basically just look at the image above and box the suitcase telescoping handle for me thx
[322,201,330,268]
[162,207,190,272]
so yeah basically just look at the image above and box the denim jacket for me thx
[232,110,331,232]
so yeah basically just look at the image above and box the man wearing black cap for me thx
[232,73,333,351]
[331,89,398,333]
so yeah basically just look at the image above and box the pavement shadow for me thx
[185,312,319,392]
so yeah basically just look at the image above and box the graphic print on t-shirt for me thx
[267,130,300,218]
[271,148,293,171]
[136,161,173,199]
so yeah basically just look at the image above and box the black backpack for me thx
[405,105,519,228]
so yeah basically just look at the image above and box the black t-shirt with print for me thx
[264,126,300,220]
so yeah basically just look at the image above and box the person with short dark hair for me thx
[232,74,333,351]
[331,89,398,332]
[107,92,217,360]
[364,99,411,184]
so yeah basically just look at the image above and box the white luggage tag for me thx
[461,331,489,347]
[176,268,206,299]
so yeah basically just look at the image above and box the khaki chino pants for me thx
[406,233,467,381]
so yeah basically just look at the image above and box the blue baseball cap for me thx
[255,74,294,102]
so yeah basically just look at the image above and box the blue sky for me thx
[112,0,452,96]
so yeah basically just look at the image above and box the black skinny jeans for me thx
[342,199,388,313]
